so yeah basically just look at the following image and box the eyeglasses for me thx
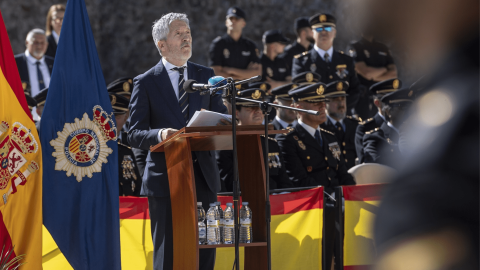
[314,27,333,32]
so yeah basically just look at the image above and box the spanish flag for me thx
[0,9,43,269]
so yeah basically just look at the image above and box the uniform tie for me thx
[324,53,330,63]
[36,61,45,90]
[172,66,188,122]
[314,130,323,147]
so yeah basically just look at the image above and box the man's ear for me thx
[373,99,381,108]
[157,40,165,53]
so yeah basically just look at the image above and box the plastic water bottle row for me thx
[197,201,252,245]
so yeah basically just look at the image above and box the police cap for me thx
[294,17,310,31]
[271,83,299,100]
[262,30,290,45]
[288,82,328,103]
[292,71,321,85]
[381,88,414,107]
[370,78,402,96]
[309,13,336,28]
[107,77,133,99]
[236,88,266,106]
[109,93,130,115]
[226,6,246,20]
[323,81,349,98]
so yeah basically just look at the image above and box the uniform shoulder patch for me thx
[320,128,335,136]
[359,118,374,125]
[294,51,310,59]
[345,115,359,122]
[339,50,344,54]
[213,36,222,43]
[365,128,380,135]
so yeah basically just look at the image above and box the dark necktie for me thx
[36,61,45,90]
[324,53,330,63]
[335,122,345,141]
[172,67,188,122]
[314,130,323,147]
[287,123,293,128]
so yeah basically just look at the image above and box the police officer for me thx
[216,88,294,192]
[349,33,397,120]
[260,30,291,88]
[292,13,361,114]
[363,88,413,167]
[270,83,299,130]
[208,6,261,80]
[109,93,141,196]
[281,17,314,74]
[107,77,134,100]
[320,81,359,169]
[32,87,48,132]
[355,78,401,163]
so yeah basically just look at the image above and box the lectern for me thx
[150,125,285,269]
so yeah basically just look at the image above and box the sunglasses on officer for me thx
[314,26,334,32]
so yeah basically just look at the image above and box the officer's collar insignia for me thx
[298,140,306,150]
[393,79,400,89]
[320,14,327,22]
[260,84,267,91]
[252,90,261,99]
[328,142,341,161]
[316,85,325,95]
[306,73,314,82]
[123,82,130,92]
[336,82,343,91]
[50,106,117,182]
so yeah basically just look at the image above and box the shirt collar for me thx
[313,44,333,61]
[299,119,320,138]
[52,30,60,44]
[162,57,187,72]
[25,50,45,65]
[275,116,296,129]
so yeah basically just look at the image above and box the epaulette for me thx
[339,50,344,54]
[359,118,374,125]
[294,51,310,59]
[263,136,277,142]
[117,141,131,149]
[213,36,222,42]
[345,115,359,122]
[365,128,380,135]
[320,128,335,136]
[283,126,295,135]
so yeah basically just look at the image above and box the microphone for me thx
[183,79,210,93]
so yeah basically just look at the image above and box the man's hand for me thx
[217,118,232,126]
[161,128,178,141]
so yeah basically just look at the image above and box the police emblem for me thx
[320,14,327,22]
[310,63,317,72]
[298,140,306,150]
[235,84,242,90]
[252,90,261,99]
[364,50,370,58]
[223,48,230,59]
[336,65,349,79]
[50,106,117,182]
[260,83,267,91]
[306,73,314,82]
[316,85,324,95]
[293,135,299,140]
[328,142,341,161]
[123,82,130,92]
[266,67,274,77]
[393,79,400,89]
[336,82,343,91]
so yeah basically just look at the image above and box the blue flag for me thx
[40,0,120,269]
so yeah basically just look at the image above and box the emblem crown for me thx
[0,121,9,134]
[11,122,38,154]
[92,105,117,141]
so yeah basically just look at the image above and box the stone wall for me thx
[2,0,416,84]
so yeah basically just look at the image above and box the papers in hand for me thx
[187,110,232,127]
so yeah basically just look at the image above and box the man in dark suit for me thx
[127,13,227,270]
[15,29,54,98]
[354,78,401,163]
[291,13,361,114]
[320,81,359,169]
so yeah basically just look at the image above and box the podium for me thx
[150,125,285,269]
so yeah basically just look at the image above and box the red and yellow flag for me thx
[0,10,43,268]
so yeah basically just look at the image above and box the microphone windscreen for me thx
[183,79,197,93]
[208,76,227,95]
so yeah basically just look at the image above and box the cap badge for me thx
[320,14,327,22]
[252,90,261,100]
[260,84,267,91]
[316,85,325,95]
[235,84,242,90]
[110,95,116,106]
[123,82,130,92]
[336,82,343,91]
[223,48,230,59]
[232,9,236,13]
[306,73,314,82]
[128,79,133,84]
[393,79,400,89]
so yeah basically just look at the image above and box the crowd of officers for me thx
[17,5,412,198]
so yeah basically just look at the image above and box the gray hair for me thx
[152,13,189,56]
[26,28,46,43]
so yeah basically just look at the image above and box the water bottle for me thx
[239,202,252,243]
[206,203,220,245]
[223,203,235,244]
[215,202,225,244]
[197,202,206,245]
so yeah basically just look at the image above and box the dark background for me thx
[2,0,417,85]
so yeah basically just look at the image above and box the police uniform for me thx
[348,37,396,120]
[208,7,260,70]
[108,93,141,196]
[354,78,401,163]
[320,81,359,169]
[260,30,290,82]
[270,83,300,130]
[292,14,361,112]
[216,88,294,192]
[248,81,276,122]
[362,88,413,167]
[280,17,313,73]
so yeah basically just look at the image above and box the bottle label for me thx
[207,220,219,227]
[240,218,251,225]
[199,228,206,238]
[224,219,234,226]
[220,219,225,226]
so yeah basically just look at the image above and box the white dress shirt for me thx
[327,115,345,131]
[298,119,321,138]
[313,44,334,62]
[157,58,189,142]
[25,50,51,97]
[52,30,60,44]
[275,116,297,129]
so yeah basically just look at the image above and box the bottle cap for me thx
[209,203,216,207]
[197,202,202,206]
[226,202,233,206]
[215,201,221,206]
[242,202,249,205]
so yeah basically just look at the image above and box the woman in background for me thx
[45,4,65,58]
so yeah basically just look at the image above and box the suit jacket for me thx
[362,122,400,167]
[127,60,227,197]
[45,34,58,59]
[291,49,361,111]
[276,123,355,193]
[321,116,359,169]
[355,113,385,163]
[14,53,54,96]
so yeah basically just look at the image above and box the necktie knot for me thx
[324,53,330,63]
[172,66,186,75]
